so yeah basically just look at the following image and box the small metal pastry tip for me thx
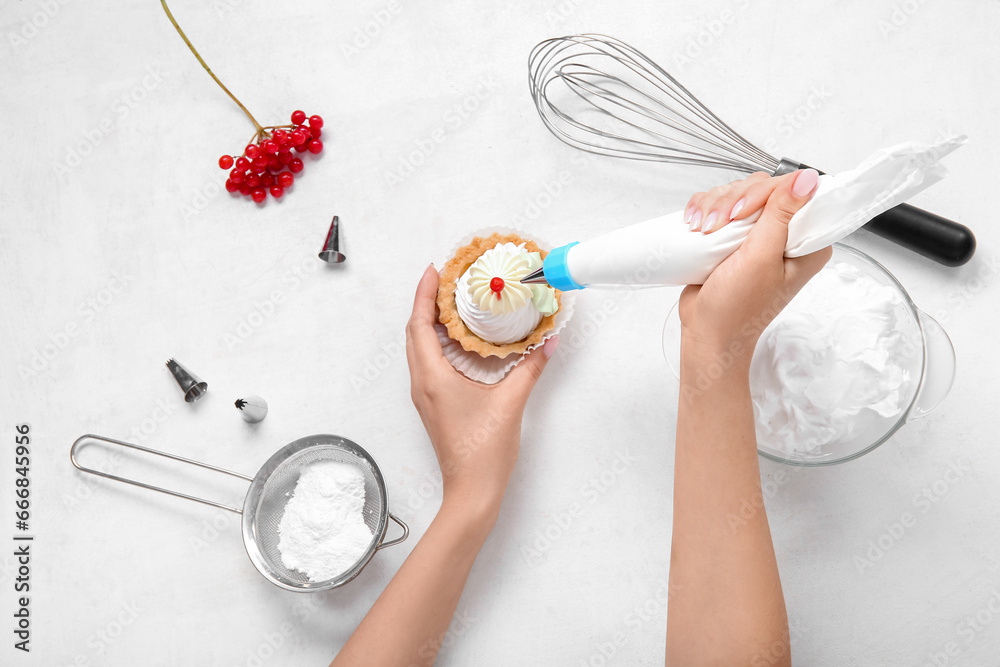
[319,215,346,264]
[235,395,268,423]
[165,358,208,403]
[520,266,548,285]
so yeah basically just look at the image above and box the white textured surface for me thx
[1,1,998,665]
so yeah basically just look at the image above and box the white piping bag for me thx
[522,137,966,290]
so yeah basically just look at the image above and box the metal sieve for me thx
[70,433,409,592]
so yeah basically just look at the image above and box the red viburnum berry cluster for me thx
[218,111,324,203]
[161,1,329,206]
[161,2,329,207]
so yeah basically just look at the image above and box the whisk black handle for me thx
[775,159,975,266]
[864,203,976,267]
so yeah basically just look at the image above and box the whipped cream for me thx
[467,243,535,315]
[750,261,919,457]
[456,242,554,345]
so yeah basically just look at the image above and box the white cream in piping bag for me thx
[456,242,557,345]
[560,137,964,288]
[750,261,918,456]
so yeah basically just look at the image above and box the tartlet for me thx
[437,233,562,359]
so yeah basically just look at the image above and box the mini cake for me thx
[438,233,561,358]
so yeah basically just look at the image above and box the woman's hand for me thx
[667,170,827,667]
[333,267,557,667]
[679,169,831,359]
[405,264,558,516]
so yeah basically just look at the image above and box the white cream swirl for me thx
[467,244,534,315]
[456,242,543,345]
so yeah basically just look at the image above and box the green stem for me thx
[160,0,263,134]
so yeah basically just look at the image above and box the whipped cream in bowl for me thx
[661,244,956,466]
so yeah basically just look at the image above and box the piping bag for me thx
[522,137,970,291]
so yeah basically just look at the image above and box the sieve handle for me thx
[70,434,253,514]
[376,513,409,550]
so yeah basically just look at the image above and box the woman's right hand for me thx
[678,169,831,361]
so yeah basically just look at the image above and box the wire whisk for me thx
[527,33,975,266]
[529,34,787,174]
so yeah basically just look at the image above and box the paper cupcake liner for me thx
[437,226,576,384]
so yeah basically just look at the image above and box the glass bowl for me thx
[661,243,956,466]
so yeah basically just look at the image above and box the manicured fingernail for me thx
[730,198,745,221]
[684,205,694,224]
[543,335,560,358]
[792,169,819,198]
[702,211,718,233]
[690,209,702,230]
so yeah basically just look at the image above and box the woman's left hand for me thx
[406,264,559,516]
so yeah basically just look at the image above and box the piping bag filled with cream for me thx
[522,137,971,290]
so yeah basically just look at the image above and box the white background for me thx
[2,1,999,665]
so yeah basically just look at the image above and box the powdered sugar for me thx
[277,461,374,582]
